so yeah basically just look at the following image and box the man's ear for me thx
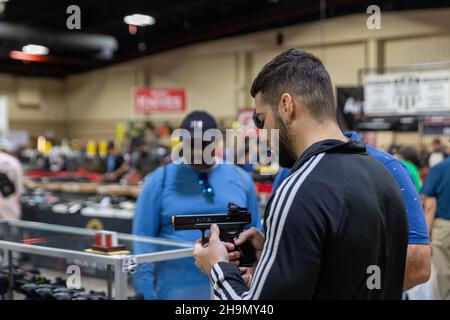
[278,93,295,124]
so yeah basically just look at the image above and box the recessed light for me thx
[22,44,49,55]
[124,14,155,27]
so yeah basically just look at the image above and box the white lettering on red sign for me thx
[135,88,186,113]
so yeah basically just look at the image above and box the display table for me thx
[0,220,193,300]
[22,204,133,234]
[21,179,139,234]
[24,179,141,198]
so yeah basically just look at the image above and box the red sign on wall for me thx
[135,88,186,113]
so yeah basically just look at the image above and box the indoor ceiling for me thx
[0,0,449,78]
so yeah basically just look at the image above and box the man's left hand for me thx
[193,224,229,275]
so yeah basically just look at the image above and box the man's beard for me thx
[276,114,297,168]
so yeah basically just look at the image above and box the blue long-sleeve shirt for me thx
[132,162,262,299]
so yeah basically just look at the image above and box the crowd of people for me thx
[388,138,450,299]
[13,134,170,184]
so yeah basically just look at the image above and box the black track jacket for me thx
[211,139,408,300]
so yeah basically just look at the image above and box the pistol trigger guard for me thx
[200,229,208,245]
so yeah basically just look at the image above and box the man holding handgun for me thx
[193,49,409,299]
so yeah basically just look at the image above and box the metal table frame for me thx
[0,219,193,300]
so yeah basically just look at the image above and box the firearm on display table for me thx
[172,202,256,266]
[0,263,143,300]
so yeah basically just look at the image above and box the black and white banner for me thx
[423,115,450,135]
[364,72,450,115]
[336,87,418,132]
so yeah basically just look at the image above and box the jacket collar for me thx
[291,139,367,172]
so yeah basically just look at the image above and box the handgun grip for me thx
[219,229,256,267]
[237,240,256,267]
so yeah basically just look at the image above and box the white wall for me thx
[0,74,66,137]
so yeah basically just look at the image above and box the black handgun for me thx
[172,202,256,267]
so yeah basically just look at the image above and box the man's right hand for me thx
[224,227,265,269]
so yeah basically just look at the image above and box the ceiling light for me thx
[22,44,49,55]
[0,0,7,14]
[124,14,155,27]
[10,51,49,63]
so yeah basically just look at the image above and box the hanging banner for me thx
[423,115,450,135]
[356,115,418,132]
[364,72,450,115]
[336,86,419,132]
[135,88,186,113]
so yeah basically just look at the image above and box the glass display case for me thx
[0,219,193,300]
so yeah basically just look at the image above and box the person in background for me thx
[102,141,128,183]
[133,111,262,300]
[72,140,87,170]
[388,143,401,156]
[395,146,423,192]
[235,136,255,173]
[272,167,289,193]
[428,138,446,168]
[0,139,24,220]
[19,136,40,170]
[418,145,431,182]
[272,132,431,292]
[128,138,161,179]
[419,145,430,168]
[443,144,450,159]
[422,155,450,299]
